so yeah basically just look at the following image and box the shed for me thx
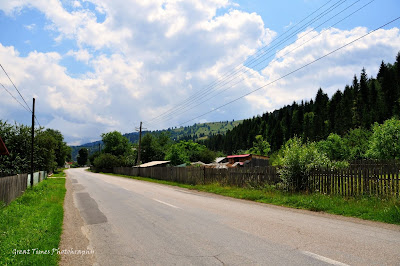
[0,136,9,155]
[135,161,170,168]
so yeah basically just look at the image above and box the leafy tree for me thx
[247,135,270,156]
[165,144,189,166]
[366,117,400,159]
[344,128,371,160]
[316,133,349,161]
[77,148,89,166]
[140,134,166,163]
[102,131,131,157]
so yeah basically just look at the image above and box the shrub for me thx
[366,117,400,159]
[278,137,331,191]
[93,153,121,169]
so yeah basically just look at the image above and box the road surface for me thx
[62,168,400,265]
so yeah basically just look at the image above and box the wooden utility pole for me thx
[30,98,35,187]
[136,122,143,167]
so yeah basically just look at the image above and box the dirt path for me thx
[59,170,96,266]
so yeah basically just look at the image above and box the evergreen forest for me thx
[201,52,400,156]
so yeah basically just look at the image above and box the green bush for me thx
[278,137,331,191]
[366,117,400,159]
[93,153,121,169]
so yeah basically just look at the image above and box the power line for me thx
[0,82,31,113]
[0,64,32,113]
[144,0,346,126]
[146,0,372,129]
[0,64,42,128]
[145,0,359,127]
[175,16,400,128]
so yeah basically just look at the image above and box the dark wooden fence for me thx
[0,171,48,205]
[113,166,280,187]
[0,174,28,205]
[112,161,400,198]
[308,165,400,197]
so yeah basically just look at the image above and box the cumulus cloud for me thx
[1,0,399,145]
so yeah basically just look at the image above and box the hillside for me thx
[202,52,400,154]
[70,120,242,160]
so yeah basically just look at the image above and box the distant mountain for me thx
[70,120,242,161]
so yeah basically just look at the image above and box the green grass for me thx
[0,178,66,265]
[97,171,400,225]
[52,168,67,178]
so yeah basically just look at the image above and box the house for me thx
[135,161,170,168]
[226,154,269,167]
[0,136,9,156]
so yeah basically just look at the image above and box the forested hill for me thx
[70,120,242,160]
[201,52,400,154]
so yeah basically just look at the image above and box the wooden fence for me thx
[308,166,400,197]
[0,174,28,205]
[113,166,280,187]
[112,162,400,198]
[0,171,48,205]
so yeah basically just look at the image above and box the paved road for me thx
[65,168,400,265]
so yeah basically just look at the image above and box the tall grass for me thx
[0,178,66,265]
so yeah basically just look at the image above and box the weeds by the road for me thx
[0,178,66,265]
[97,171,400,225]
[52,168,67,178]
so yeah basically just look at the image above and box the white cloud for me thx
[66,49,92,63]
[1,1,400,145]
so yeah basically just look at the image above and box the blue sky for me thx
[0,0,399,145]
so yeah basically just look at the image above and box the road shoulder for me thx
[59,170,96,266]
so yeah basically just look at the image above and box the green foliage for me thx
[101,131,131,157]
[165,144,190,166]
[202,53,400,154]
[93,153,121,169]
[0,178,66,265]
[344,128,371,160]
[278,137,331,191]
[366,117,400,159]
[77,148,89,166]
[140,133,170,163]
[165,140,217,165]
[316,133,350,161]
[0,121,70,175]
[246,135,271,156]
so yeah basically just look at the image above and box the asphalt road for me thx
[65,168,400,265]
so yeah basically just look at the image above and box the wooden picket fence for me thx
[113,166,280,187]
[112,161,400,198]
[309,165,400,197]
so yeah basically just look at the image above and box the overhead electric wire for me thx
[174,16,400,128]
[147,0,363,128]
[145,0,353,128]
[144,0,345,127]
[0,82,31,113]
[1,64,42,128]
[0,64,32,113]
[145,0,370,129]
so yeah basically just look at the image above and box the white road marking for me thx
[153,199,181,209]
[301,251,349,266]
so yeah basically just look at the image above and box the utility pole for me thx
[135,122,147,176]
[136,122,143,167]
[30,98,35,187]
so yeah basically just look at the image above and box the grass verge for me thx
[96,171,400,225]
[52,168,67,178]
[0,178,66,265]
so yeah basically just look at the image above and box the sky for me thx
[0,0,400,145]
